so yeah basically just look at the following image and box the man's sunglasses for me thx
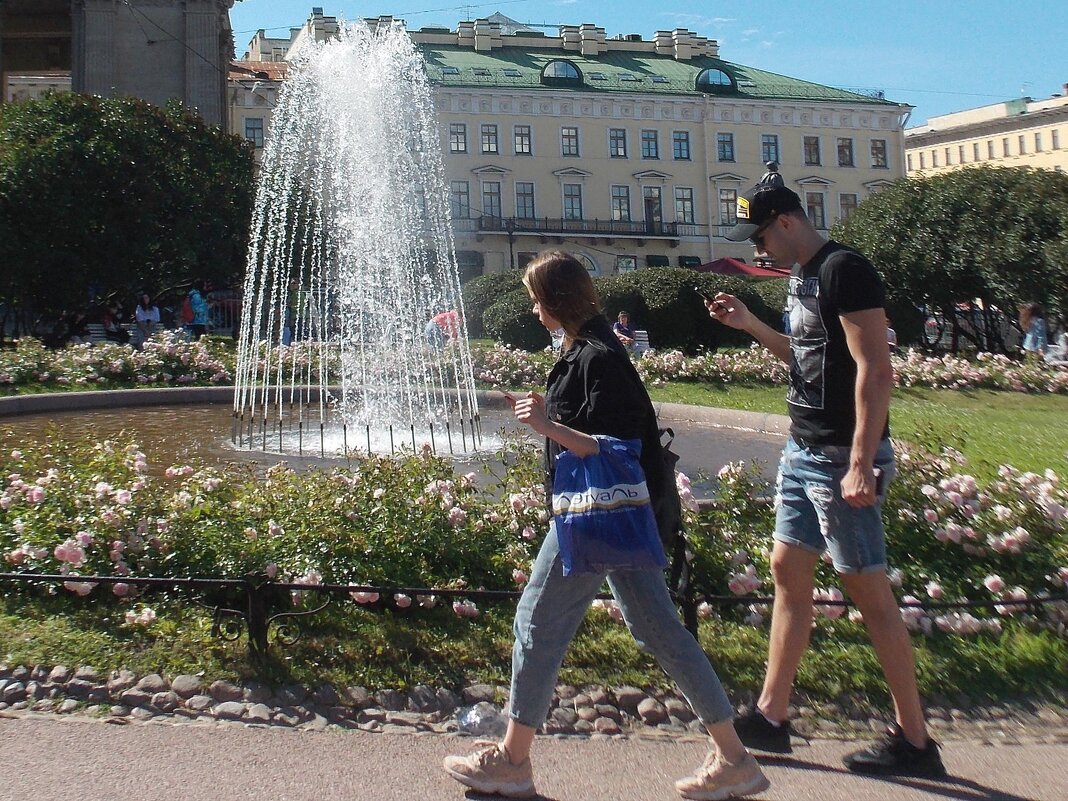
[749,214,779,249]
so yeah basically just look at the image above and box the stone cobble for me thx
[0,663,1066,745]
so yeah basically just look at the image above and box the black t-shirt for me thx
[785,241,889,446]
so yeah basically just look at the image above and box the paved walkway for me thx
[2,714,1062,801]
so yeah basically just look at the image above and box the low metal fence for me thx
[1,571,1062,663]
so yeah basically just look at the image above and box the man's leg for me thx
[841,570,928,747]
[757,541,820,722]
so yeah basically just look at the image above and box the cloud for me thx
[659,13,737,29]
[743,28,759,36]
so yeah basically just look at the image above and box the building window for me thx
[761,134,780,164]
[806,192,826,229]
[1018,134,1026,154]
[563,183,583,219]
[610,185,631,221]
[561,126,580,157]
[837,137,855,167]
[641,129,659,159]
[1002,137,1010,157]
[871,138,888,168]
[515,182,536,219]
[718,188,737,226]
[450,180,470,219]
[958,145,965,163]
[674,187,695,224]
[717,132,735,162]
[481,123,498,154]
[615,255,638,273]
[931,150,939,167]
[673,130,691,160]
[803,136,821,166]
[945,147,952,165]
[609,128,627,158]
[839,193,859,221]
[244,117,264,148]
[1035,132,1043,151]
[973,142,980,161]
[481,181,502,220]
[449,123,467,153]
[1054,130,1061,150]
[906,153,913,171]
[514,125,532,155]
[919,152,926,169]
[987,140,995,159]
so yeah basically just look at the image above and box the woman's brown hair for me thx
[522,250,600,343]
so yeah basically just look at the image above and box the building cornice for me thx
[905,104,1068,148]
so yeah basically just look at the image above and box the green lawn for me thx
[650,383,1068,479]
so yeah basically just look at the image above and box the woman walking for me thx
[443,251,769,800]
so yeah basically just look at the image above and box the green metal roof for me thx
[416,43,896,105]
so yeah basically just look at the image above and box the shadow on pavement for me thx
[758,754,1040,801]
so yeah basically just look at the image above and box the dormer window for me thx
[541,59,582,86]
[696,67,736,94]
[441,66,460,76]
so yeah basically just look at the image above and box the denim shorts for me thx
[772,437,896,574]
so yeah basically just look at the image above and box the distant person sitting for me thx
[102,303,130,345]
[135,293,160,344]
[613,311,636,349]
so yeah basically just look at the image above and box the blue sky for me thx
[229,0,1068,127]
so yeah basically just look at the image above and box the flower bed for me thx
[2,434,1064,640]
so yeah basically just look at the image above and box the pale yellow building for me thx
[231,12,912,277]
[904,88,1068,176]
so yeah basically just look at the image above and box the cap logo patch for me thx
[736,196,751,220]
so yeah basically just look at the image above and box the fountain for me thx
[233,20,480,457]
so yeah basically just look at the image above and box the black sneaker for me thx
[733,705,793,754]
[843,724,947,778]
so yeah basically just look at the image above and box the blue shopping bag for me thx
[552,436,668,576]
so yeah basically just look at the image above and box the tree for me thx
[0,93,255,338]
[834,166,1068,352]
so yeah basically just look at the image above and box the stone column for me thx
[73,0,116,96]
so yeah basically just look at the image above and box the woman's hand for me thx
[512,391,550,435]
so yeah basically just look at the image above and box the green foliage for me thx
[835,167,1068,335]
[480,267,784,353]
[483,288,549,351]
[0,93,255,323]
[461,271,524,337]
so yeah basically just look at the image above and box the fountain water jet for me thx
[233,20,480,456]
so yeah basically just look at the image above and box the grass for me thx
[650,383,1068,479]
[3,595,1064,707]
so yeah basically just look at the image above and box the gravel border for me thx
[2,664,1066,746]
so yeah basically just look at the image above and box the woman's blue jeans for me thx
[508,522,734,729]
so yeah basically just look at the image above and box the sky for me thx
[228,0,1068,128]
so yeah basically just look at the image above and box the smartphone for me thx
[874,467,887,496]
[502,391,517,408]
[694,286,717,303]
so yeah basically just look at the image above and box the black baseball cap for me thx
[725,184,803,241]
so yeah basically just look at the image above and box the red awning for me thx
[695,257,790,278]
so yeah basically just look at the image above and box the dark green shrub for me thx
[461,271,523,337]
[483,288,550,351]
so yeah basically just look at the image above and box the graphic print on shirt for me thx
[786,275,827,410]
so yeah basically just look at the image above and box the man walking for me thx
[705,184,945,778]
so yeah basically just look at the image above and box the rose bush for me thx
[2,432,1064,639]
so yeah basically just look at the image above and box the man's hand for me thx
[705,292,752,330]
[840,464,878,508]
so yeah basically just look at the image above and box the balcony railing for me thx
[453,216,703,239]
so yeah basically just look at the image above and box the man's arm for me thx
[707,293,791,363]
[839,307,894,508]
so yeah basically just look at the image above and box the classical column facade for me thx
[69,0,233,126]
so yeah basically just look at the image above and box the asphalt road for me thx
[1,715,1062,801]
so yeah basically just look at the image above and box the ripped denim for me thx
[772,437,896,574]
